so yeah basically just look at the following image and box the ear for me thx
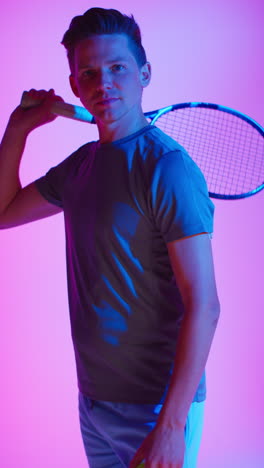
[69,74,80,98]
[140,62,151,88]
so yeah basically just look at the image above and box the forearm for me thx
[0,125,28,214]
[0,89,61,215]
[157,302,220,429]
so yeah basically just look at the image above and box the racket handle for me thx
[20,91,95,123]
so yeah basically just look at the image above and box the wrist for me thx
[157,404,188,431]
[157,417,186,432]
[2,123,29,145]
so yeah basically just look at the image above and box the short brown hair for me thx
[61,7,147,73]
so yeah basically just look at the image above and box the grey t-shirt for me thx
[35,125,214,404]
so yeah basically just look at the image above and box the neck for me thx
[96,111,149,144]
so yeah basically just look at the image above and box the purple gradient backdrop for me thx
[0,0,263,467]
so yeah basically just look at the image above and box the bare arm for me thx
[0,89,63,229]
[158,233,220,427]
[130,233,220,467]
[0,182,62,229]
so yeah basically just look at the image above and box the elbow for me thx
[0,210,10,229]
[185,289,221,325]
[210,296,221,327]
[0,213,6,229]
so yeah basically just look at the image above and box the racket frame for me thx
[146,102,264,200]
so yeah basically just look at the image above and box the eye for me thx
[81,69,95,78]
[111,64,125,72]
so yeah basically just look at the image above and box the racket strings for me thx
[154,108,264,197]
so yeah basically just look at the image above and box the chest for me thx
[63,151,153,243]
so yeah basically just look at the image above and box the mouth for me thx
[95,97,120,107]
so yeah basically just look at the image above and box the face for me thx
[69,34,151,125]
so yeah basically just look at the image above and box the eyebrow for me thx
[106,57,130,63]
[78,57,130,69]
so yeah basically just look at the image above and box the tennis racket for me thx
[21,91,264,200]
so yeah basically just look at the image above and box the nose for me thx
[95,70,113,91]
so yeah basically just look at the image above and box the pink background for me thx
[0,0,263,467]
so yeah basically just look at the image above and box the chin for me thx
[95,111,124,126]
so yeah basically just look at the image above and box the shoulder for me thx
[64,140,97,166]
[47,140,97,175]
[150,138,206,191]
[140,127,202,179]
[141,126,185,156]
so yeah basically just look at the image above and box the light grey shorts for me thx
[79,393,205,468]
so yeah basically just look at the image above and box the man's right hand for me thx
[8,88,64,136]
[0,88,64,228]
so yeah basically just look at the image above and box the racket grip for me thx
[20,91,95,123]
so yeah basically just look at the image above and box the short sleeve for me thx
[35,164,67,208]
[150,150,214,242]
[34,142,92,208]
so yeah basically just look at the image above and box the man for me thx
[0,7,220,468]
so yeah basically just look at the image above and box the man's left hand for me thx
[129,423,185,468]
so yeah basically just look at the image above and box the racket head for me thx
[147,103,264,199]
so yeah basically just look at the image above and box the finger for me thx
[21,89,46,108]
[129,454,145,468]
[22,89,60,108]
[129,458,144,468]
